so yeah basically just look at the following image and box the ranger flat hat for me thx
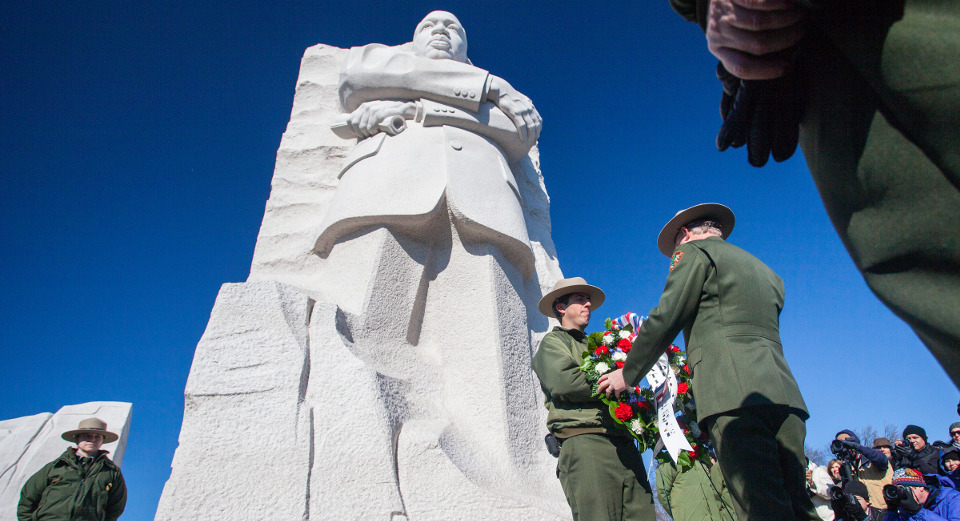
[657,203,735,257]
[538,277,605,317]
[61,417,119,444]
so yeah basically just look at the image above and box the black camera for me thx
[883,484,909,510]
[830,486,867,521]
[830,439,848,454]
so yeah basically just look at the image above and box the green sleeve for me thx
[622,243,709,386]
[104,469,127,521]
[17,463,50,521]
[532,334,594,402]
[656,462,677,517]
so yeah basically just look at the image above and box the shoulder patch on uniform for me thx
[669,250,684,271]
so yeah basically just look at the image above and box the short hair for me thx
[674,218,723,245]
[552,293,573,321]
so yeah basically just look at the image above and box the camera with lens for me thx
[829,485,867,521]
[883,484,908,505]
[830,439,858,482]
[883,484,910,511]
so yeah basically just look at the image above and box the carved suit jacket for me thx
[315,44,535,277]
[622,236,808,420]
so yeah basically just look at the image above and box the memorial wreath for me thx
[579,312,710,470]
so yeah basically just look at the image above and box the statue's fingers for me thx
[513,113,529,143]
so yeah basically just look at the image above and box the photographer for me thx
[895,426,942,476]
[834,430,893,515]
[883,469,960,521]
[830,479,883,521]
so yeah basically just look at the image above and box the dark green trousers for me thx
[557,434,655,521]
[799,1,960,386]
[702,406,819,521]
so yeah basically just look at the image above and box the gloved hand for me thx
[846,498,869,521]
[715,62,802,168]
[900,493,923,516]
[838,439,860,450]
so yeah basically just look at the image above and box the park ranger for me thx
[599,203,817,521]
[532,277,655,521]
[17,418,127,521]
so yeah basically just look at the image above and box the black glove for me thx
[900,493,923,515]
[845,498,869,521]
[715,62,802,168]
[839,439,861,451]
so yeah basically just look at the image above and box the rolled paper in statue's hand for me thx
[330,114,407,139]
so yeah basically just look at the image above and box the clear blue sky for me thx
[2,2,955,519]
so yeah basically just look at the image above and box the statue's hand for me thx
[487,76,542,145]
[346,100,417,138]
[706,0,804,80]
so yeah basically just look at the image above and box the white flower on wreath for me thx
[630,419,644,435]
[619,329,631,339]
[612,351,627,362]
[595,362,611,374]
[602,335,614,346]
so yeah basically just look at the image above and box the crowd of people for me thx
[805,423,960,521]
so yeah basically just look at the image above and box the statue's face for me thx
[413,11,467,63]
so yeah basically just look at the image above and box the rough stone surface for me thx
[154,281,312,521]
[0,402,132,518]
[159,31,569,520]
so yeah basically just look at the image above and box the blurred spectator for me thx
[838,479,883,521]
[875,438,898,469]
[807,459,836,521]
[941,448,960,488]
[829,459,843,484]
[895,426,941,476]
[835,430,892,514]
[656,457,739,521]
[949,423,960,451]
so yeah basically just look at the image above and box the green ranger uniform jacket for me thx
[532,326,626,438]
[622,236,807,421]
[668,0,960,388]
[18,448,127,521]
[656,459,739,521]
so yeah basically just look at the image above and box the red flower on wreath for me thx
[636,400,651,410]
[614,403,634,421]
[689,444,699,458]
[616,361,625,369]
[669,345,681,353]
[683,364,690,375]
[594,346,609,356]
[617,338,632,349]
[677,382,689,394]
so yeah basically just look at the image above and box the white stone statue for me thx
[157,11,568,520]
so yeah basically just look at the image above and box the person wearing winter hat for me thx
[940,448,960,487]
[833,430,892,514]
[894,425,941,476]
[949,423,960,452]
[885,468,960,521]
[17,418,127,521]
[832,479,883,521]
